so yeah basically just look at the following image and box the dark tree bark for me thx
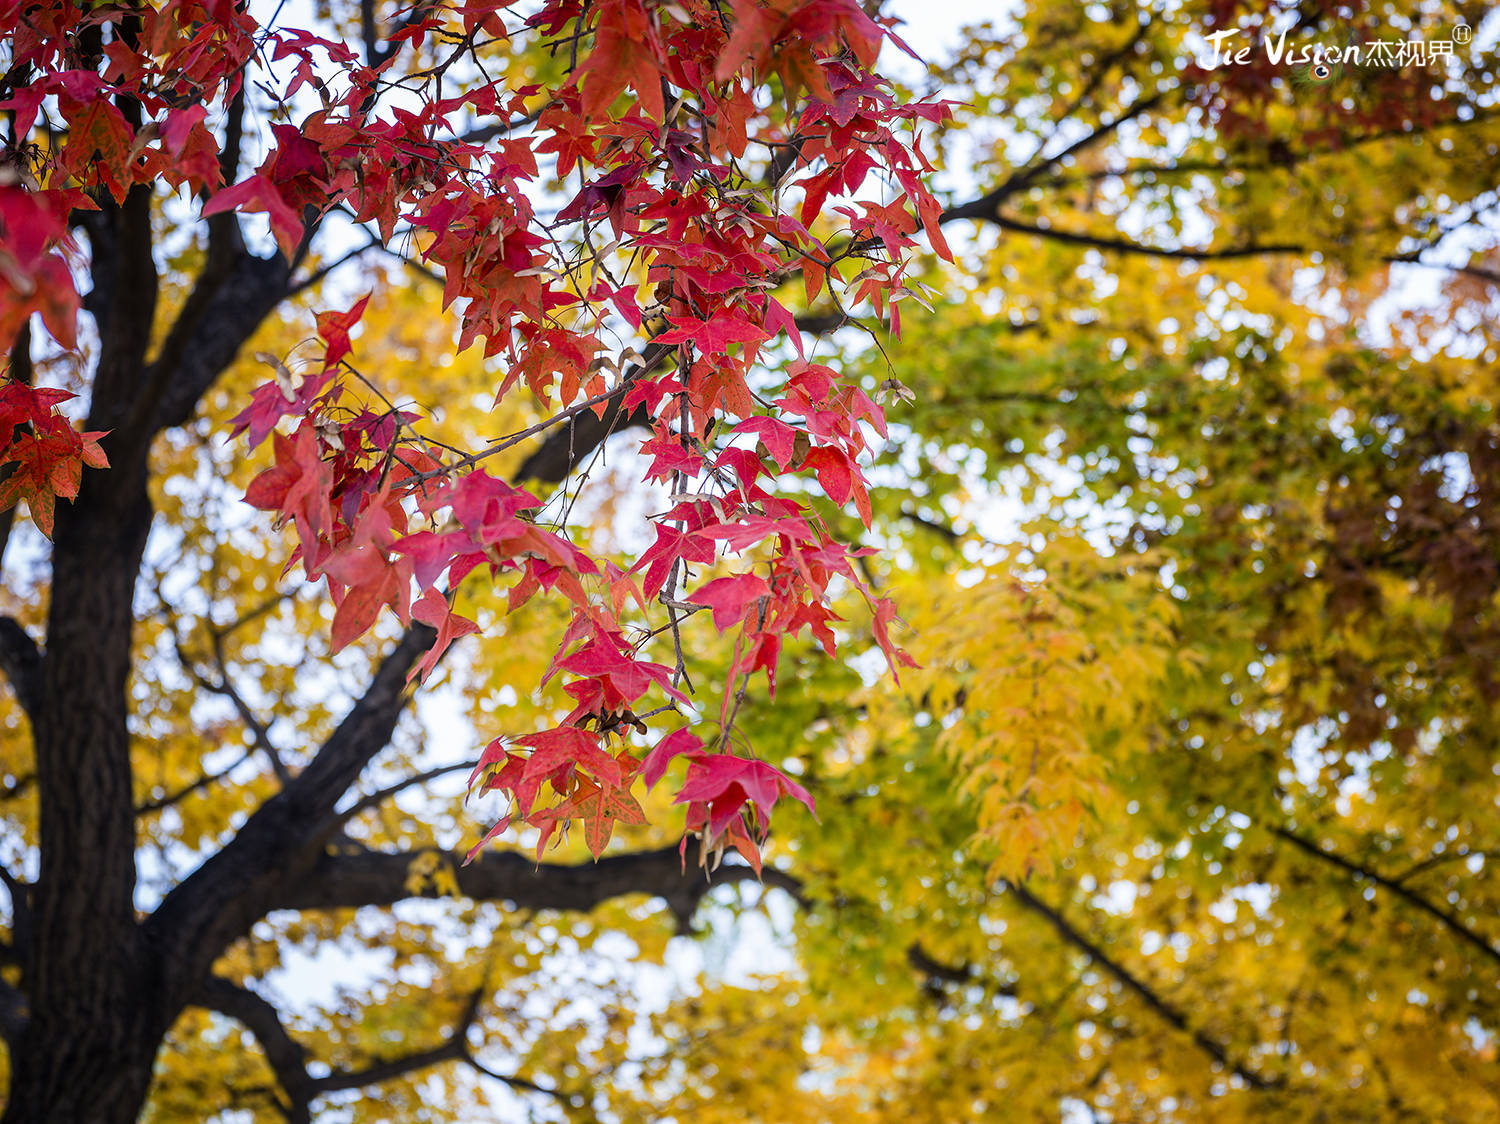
[3,186,167,1124]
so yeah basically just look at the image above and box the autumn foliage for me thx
[1,0,943,872]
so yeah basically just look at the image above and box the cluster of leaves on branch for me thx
[0,0,948,870]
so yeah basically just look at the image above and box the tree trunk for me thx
[2,463,164,1124]
[2,1002,164,1124]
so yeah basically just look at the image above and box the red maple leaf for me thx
[640,727,705,789]
[409,587,481,683]
[633,524,716,600]
[517,727,624,788]
[570,777,648,858]
[688,572,771,631]
[202,173,304,260]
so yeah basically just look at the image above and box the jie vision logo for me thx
[1195,21,1474,82]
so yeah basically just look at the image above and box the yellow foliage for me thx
[900,537,1180,879]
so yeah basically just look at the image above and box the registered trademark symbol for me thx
[1454,22,1473,44]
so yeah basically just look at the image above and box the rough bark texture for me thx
[5,478,160,1123]
[3,188,165,1124]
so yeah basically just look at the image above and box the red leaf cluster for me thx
[0,0,942,869]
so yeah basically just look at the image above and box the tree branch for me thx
[1271,825,1500,968]
[145,88,251,412]
[146,623,436,1006]
[1032,108,1500,194]
[1393,847,1491,886]
[142,233,245,410]
[135,748,255,816]
[274,843,801,936]
[195,976,315,1124]
[287,236,381,297]
[310,1037,466,1096]
[362,0,442,68]
[1385,250,1500,286]
[457,106,546,145]
[75,207,119,345]
[87,183,160,458]
[0,617,42,720]
[148,249,295,434]
[0,976,27,1045]
[307,979,483,1095]
[906,941,974,986]
[510,310,842,485]
[190,844,782,1118]
[0,863,32,973]
[161,602,290,785]
[512,342,673,484]
[462,1052,568,1101]
[1049,23,1149,128]
[940,206,1500,286]
[956,211,1305,260]
[198,970,556,1115]
[1002,879,1278,1089]
[333,762,475,828]
[976,91,1163,208]
[218,84,248,192]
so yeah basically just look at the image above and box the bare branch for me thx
[0,863,32,970]
[274,843,803,937]
[311,1038,465,1096]
[1032,108,1500,193]
[377,241,446,285]
[195,976,315,1124]
[287,236,381,297]
[906,941,974,986]
[1384,251,1500,286]
[158,599,289,784]
[135,748,255,816]
[308,988,478,1096]
[953,211,1305,261]
[0,617,42,719]
[1049,22,1149,127]
[333,762,475,828]
[1272,826,1500,968]
[941,206,1500,286]
[195,970,554,1117]
[1393,847,1492,885]
[208,627,290,784]
[457,105,546,145]
[980,91,1164,206]
[510,343,671,483]
[462,1052,566,1100]
[1002,879,1278,1089]
[146,623,436,1005]
[149,249,296,433]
